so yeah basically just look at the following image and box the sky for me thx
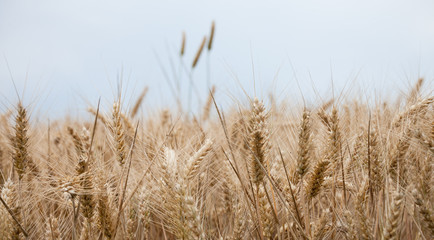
[1,0,433,118]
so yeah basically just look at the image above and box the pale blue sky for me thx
[1,0,433,117]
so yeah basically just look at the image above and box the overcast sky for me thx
[1,0,433,117]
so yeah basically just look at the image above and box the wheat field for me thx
[0,78,432,240]
[0,25,433,240]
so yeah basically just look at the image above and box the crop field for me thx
[0,74,432,240]
[0,19,433,240]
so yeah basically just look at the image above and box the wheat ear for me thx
[180,31,186,57]
[383,192,403,240]
[407,77,424,104]
[11,103,31,180]
[187,139,213,180]
[192,36,206,68]
[207,21,215,51]
[296,109,312,180]
[131,86,148,118]
[112,101,127,165]
[306,160,329,200]
[247,98,270,188]
[202,86,216,122]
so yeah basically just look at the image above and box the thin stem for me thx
[0,195,28,237]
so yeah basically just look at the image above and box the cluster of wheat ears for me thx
[0,25,433,240]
